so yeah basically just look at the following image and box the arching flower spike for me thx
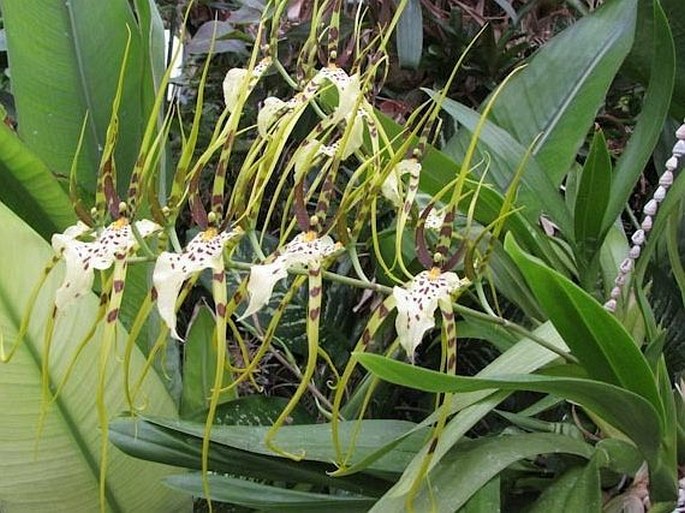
[152,226,243,339]
[51,218,160,311]
[392,267,465,361]
[240,231,340,319]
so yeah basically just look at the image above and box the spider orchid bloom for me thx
[153,226,243,340]
[392,268,465,361]
[381,159,422,207]
[223,58,272,112]
[51,218,160,311]
[241,232,340,319]
[257,67,364,157]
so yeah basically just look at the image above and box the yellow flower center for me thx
[428,266,441,280]
[303,230,317,242]
[113,218,129,229]
[201,227,218,241]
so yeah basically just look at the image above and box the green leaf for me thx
[505,234,662,415]
[369,433,595,512]
[0,121,74,239]
[439,96,572,235]
[0,201,188,512]
[1,0,161,194]
[395,0,423,69]
[461,477,500,513]
[181,305,235,418]
[602,0,675,234]
[574,128,612,269]
[109,417,393,497]
[488,0,636,186]
[528,462,601,513]
[139,415,423,474]
[165,474,376,512]
[354,353,662,462]
[626,0,685,118]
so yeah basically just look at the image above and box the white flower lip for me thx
[153,227,243,340]
[51,219,160,311]
[240,232,340,319]
[392,269,464,361]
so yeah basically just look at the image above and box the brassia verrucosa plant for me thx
[2,0,685,512]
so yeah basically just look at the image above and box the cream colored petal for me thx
[341,113,364,159]
[152,252,187,340]
[258,96,287,138]
[153,228,242,339]
[54,240,96,311]
[223,68,248,111]
[425,209,446,230]
[294,139,323,180]
[392,270,463,361]
[381,159,417,207]
[241,233,339,318]
[240,260,289,319]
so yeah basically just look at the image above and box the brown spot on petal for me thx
[309,307,321,321]
[100,293,109,305]
[447,353,457,371]
[213,272,225,283]
[378,303,389,318]
[447,336,456,348]
[428,437,438,454]
[216,303,226,318]
[309,267,321,277]
[362,330,371,346]
[113,280,125,293]
[107,308,119,323]
[150,287,158,301]
[310,286,322,297]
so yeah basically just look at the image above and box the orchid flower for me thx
[392,267,464,361]
[241,231,340,319]
[51,218,160,311]
[153,226,243,339]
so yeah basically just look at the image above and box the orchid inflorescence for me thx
[2,4,525,513]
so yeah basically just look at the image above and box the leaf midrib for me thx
[0,277,122,513]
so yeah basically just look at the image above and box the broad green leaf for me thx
[0,201,188,512]
[139,415,424,474]
[355,353,662,461]
[109,417,392,497]
[395,0,422,69]
[1,0,160,194]
[488,0,636,186]
[602,0,675,235]
[336,322,569,479]
[165,473,376,512]
[0,121,74,240]
[626,0,685,118]
[371,111,564,268]
[180,305,235,418]
[439,95,572,235]
[528,462,601,513]
[505,234,662,415]
[369,433,595,513]
[574,129,612,274]
[461,477,500,513]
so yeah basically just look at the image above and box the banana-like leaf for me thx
[505,234,662,415]
[165,473,376,512]
[1,0,162,194]
[395,0,422,69]
[488,0,636,187]
[0,120,74,240]
[369,433,595,513]
[0,201,189,512]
